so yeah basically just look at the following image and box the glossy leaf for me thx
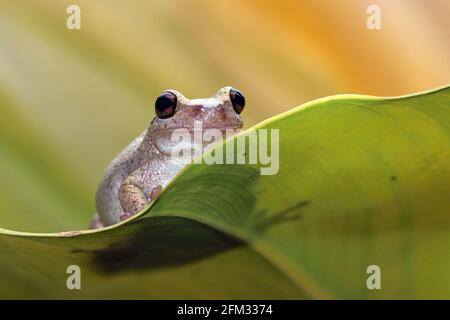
[0,86,449,298]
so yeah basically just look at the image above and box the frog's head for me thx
[148,86,245,154]
[150,86,244,131]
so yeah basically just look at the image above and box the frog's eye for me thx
[230,88,245,114]
[155,91,177,119]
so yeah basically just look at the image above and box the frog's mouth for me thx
[186,126,242,137]
[149,126,243,157]
[154,125,243,134]
[194,125,242,131]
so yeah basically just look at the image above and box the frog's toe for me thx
[149,185,163,201]
[89,214,105,229]
[119,211,135,222]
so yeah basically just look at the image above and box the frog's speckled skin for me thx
[92,87,243,228]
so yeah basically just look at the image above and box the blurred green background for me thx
[0,0,449,232]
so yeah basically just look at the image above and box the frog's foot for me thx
[118,184,163,222]
[119,183,147,221]
[90,214,105,229]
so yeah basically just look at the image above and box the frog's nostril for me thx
[211,104,228,121]
[191,105,205,119]
[218,109,227,121]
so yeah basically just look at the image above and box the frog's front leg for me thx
[118,182,162,221]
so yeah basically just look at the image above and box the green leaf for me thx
[0,86,449,298]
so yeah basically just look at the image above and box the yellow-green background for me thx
[0,0,449,232]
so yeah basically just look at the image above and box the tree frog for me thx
[92,87,245,228]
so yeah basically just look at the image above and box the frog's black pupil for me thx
[155,92,177,119]
[230,88,245,114]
